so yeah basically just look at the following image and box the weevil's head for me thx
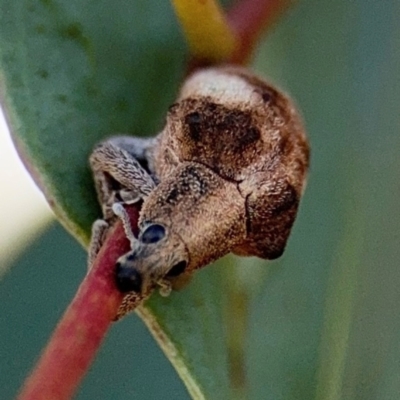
[115,222,189,295]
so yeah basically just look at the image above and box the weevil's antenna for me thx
[112,203,138,249]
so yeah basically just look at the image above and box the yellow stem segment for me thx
[171,0,237,61]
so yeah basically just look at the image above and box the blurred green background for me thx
[1,0,400,399]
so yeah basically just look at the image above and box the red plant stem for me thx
[227,0,292,63]
[17,206,140,400]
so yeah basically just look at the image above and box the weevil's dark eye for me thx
[166,261,187,277]
[115,262,142,293]
[141,224,166,244]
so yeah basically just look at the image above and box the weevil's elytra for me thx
[166,98,265,181]
[88,66,310,318]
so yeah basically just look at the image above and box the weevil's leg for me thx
[111,203,138,249]
[89,137,157,220]
[105,136,158,176]
[88,136,157,267]
[87,219,109,269]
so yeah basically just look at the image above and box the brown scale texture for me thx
[149,66,309,264]
[140,162,245,272]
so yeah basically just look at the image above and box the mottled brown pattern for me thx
[90,66,310,317]
[140,162,245,272]
[150,66,309,264]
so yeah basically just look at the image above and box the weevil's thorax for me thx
[139,161,246,272]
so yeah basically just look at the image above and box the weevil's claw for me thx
[157,279,172,297]
[87,219,109,270]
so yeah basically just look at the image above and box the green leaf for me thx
[0,0,186,244]
[2,0,400,399]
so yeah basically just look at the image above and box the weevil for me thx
[88,66,310,317]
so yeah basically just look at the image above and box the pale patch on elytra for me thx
[179,69,258,108]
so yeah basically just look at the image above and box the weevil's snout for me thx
[115,224,166,293]
[115,259,143,293]
[115,223,189,295]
